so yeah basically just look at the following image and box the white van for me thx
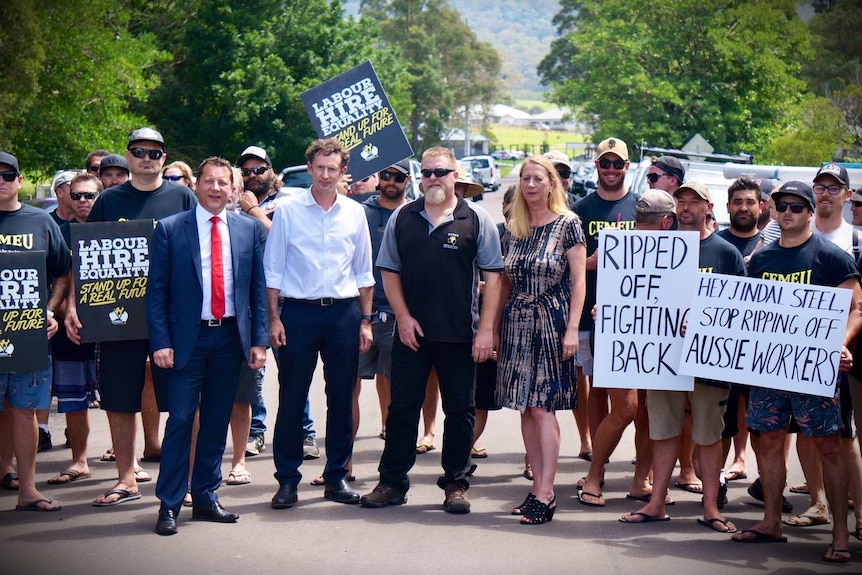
[461,155,501,191]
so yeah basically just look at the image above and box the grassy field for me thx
[485,124,587,156]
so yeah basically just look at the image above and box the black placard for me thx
[0,251,49,372]
[71,220,153,342]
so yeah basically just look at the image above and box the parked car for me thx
[281,160,424,201]
[461,155,501,191]
[491,149,524,161]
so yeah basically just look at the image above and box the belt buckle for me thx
[206,318,222,327]
[320,297,334,306]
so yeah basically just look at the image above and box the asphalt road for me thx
[0,172,856,575]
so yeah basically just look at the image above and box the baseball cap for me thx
[386,158,411,175]
[543,150,570,167]
[850,188,862,203]
[637,189,677,215]
[127,127,165,150]
[98,154,130,175]
[814,163,849,187]
[595,137,629,161]
[238,145,272,168]
[52,170,78,190]
[454,177,484,199]
[653,156,685,183]
[756,178,775,200]
[773,181,815,212]
[0,152,20,174]
[673,181,711,202]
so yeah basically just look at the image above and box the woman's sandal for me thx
[511,492,536,516]
[520,496,556,525]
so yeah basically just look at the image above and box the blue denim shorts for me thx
[0,356,53,411]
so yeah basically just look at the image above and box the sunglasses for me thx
[775,200,807,214]
[812,184,843,195]
[163,174,184,182]
[86,165,100,173]
[646,173,667,184]
[556,169,572,180]
[380,171,407,183]
[129,148,164,160]
[70,191,98,201]
[421,168,456,179]
[599,158,626,170]
[0,170,18,182]
[241,165,269,177]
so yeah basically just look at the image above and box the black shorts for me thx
[721,383,750,439]
[98,339,168,413]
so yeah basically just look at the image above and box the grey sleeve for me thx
[470,204,504,271]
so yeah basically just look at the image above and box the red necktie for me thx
[210,216,225,319]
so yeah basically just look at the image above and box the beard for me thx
[597,170,625,193]
[380,184,405,201]
[424,186,446,205]
[246,175,273,198]
[730,212,757,233]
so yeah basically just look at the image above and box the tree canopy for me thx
[539,0,813,157]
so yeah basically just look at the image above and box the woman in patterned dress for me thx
[496,155,586,524]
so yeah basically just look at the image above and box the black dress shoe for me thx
[191,501,239,523]
[155,506,178,536]
[324,479,360,504]
[272,484,298,509]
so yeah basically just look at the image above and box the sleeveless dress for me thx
[496,213,585,412]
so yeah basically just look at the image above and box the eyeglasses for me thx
[129,148,164,160]
[0,170,18,182]
[241,165,269,177]
[70,192,98,201]
[420,168,456,179]
[556,169,572,180]
[380,171,407,183]
[775,200,807,214]
[163,174,184,181]
[599,158,626,170]
[646,173,667,184]
[812,184,843,195]
[86,165,100,173]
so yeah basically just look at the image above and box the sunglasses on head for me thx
[0,170,18,182]
[380,171,407,183]
[599,158,626,170]
[86,165,100,173]
[556,169,572,180]
[241,165,269,177]
[420,168,456,179]
[129,148,164,160]
[70,191,97,201]
[163,174,184,182]
[646,173,667,184]
[775,200,807,214]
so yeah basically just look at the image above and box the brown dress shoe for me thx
[360,483,406,508]
[443,481,470,514]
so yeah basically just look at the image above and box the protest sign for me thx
[0,251,48,372]
[71,220,153,342]
[301,60,413,183]
[680,273,850,398]
[593,229,700,391]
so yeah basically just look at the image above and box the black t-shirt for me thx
[572,191,637,330]
[0,204,71,281]
[697,233,747,389]
[717,228,760,258]
[87,180,196,223]
[749,233,859,288]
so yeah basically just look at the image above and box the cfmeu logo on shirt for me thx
[444,233,460,250]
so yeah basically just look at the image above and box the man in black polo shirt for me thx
[360,146,504,514]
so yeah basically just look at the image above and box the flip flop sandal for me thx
[47,469,92,485]
[92,488,141,507]
[100,448,115,462]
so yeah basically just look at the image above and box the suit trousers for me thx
[273,298,360,487]
[378,337,476,493]
[156,322,243,512]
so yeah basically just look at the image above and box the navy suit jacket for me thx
[147,208,269,370]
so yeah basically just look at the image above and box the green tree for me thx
[0,0,44,151]
[539,0,812,155]
[138,0,411,167]
[761,96,852,164]
[1,0,163,177]
[360,0,503,149]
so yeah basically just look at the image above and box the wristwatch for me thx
[361,314,373,322]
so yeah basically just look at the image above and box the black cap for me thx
[814,163,849,187]
[653,156,685,184]
[773,181,815,212]
[127,127,165,150]
[99,154,130,175]
[386,158,411,175]
[238,145,272,168]
[0,151,20,174]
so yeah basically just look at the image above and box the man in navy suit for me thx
[147,157,268,535]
